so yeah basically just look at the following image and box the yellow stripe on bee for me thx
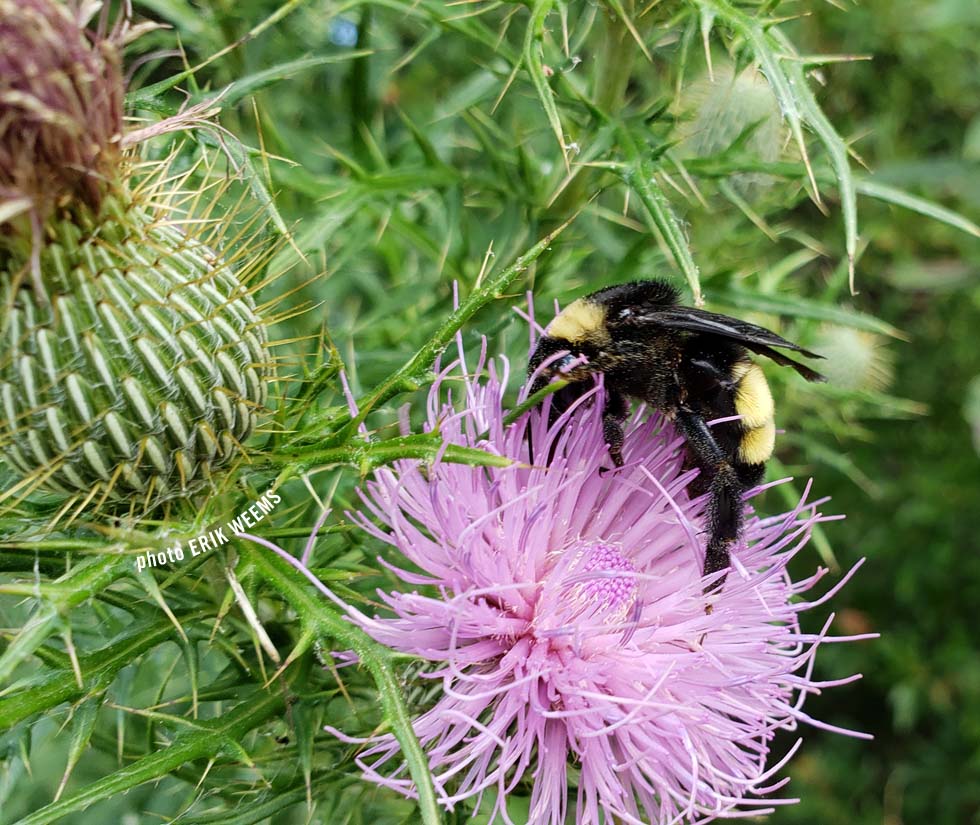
[732,361,774,429]
[739,418,776,464]
[547,299,608,344]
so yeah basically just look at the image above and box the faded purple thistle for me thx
[334,333,870,823]
[0,0,125,219]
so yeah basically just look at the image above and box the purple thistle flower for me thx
[330,329,872,824]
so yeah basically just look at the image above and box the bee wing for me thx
[649,307,821,356]
[648,307,827,382]
[737,342,826,382]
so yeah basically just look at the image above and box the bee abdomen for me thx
[732,361,776,465]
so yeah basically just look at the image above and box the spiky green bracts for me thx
[0,0,274,513]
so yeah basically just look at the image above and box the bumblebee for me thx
[527,279,825,593]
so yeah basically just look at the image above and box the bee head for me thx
[527,281,680,387]
[527,335,588,382]
[528,297,610,383]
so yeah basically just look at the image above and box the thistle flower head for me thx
[0,0,124,220]
[339,329,870,824]
[813,326,895,393]
[674,64,785,195]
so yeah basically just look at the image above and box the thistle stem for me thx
[546,1,647,221]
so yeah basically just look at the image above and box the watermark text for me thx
[135,487,282,572]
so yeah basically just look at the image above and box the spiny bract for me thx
[0,199,272,509]
[0,0,277,513]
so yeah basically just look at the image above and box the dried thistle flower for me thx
[0,0,124,223]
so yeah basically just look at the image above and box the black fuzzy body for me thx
[527,279,824,595]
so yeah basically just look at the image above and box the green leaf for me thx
[329,215,581,443]
[767,458,839,569]
[0,614,203,729]
[292,700,317,810]
[696,1,818,191]
[345,0,520,61]
[772,29,858,291]
[15,685,288,825]
[525,0,565,160]
[195,130,290,236]
[619,156,703,303]
[855,178,980,239]
[126,0,315,111]
[176,772,343,824]
[244,547,445,825]
[695,0,860,290]
[54,697,101,801]
[267,432,514,474]
[196,52,373,109]
[0,555,131,685]
[813,384,929,419]
[963,374,980,456]
[779,435,882,500]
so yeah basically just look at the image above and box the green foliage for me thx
[1,0,978,823]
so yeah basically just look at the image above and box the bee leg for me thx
[702,466,742,590]
[676,410,745,604]
[525,375,573,464]
[524,375,549,464]
[600,389,629,471]
[682,450,712,498]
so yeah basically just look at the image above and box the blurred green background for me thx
[774,3,980,821]
[2,0,979,823]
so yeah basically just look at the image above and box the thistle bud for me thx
[674,65,785,195]
[0,199,272,508]
[813,326,895,393]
